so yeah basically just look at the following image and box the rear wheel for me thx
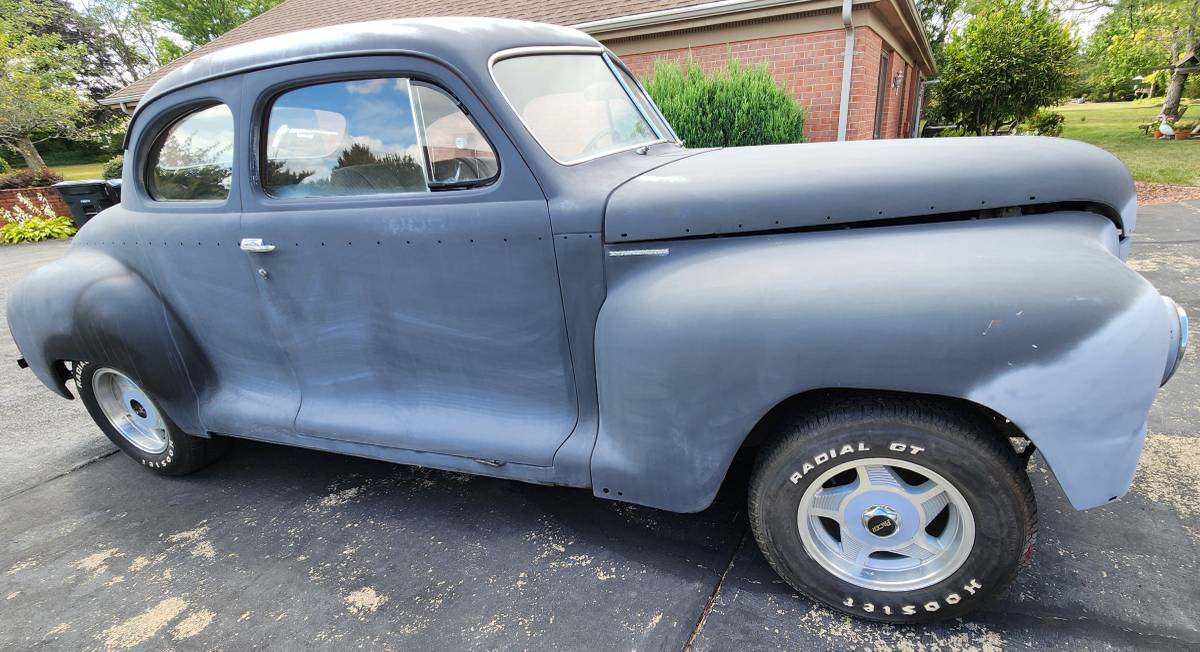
[76,361,226,475]
[748,397,1036,623]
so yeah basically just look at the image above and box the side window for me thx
[262,77,497,198]
[147,104,234,201]
[411,83,498,186]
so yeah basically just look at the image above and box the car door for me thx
[127,79,302,438]
[237,57,578,466]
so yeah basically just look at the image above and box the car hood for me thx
[603,136,1137,243]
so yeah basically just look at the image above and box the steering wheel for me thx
[443,157,485,183]
[579,129,620,157]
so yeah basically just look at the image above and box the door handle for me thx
[239,238,276,253]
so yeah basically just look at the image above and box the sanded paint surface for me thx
[0,203,1196,648]
[4,18,1184,521]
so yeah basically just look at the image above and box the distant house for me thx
[101,0,935,143]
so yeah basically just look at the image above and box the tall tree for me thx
[78,0,171,86]
[137,0,282,49]
[938,0,1078,135]
[1160,0,1198,119]
[1065,0,1198,117]
[1083,1,1172,100]
[921,0,968,60]
[30,0,123,100]
[0,0,87,169]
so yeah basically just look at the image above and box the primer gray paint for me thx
[5,18,1182,515]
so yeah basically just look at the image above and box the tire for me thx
[748,396,1036,623]
[75,361,227,476]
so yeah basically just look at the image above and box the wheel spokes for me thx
[809,482,856,519]
[861,464,904,490]
[910,482,950,523]
[796,455,976,592]
[894,532,944,561]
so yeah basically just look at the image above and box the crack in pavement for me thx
[0,448,118,504]
[683,528,748,651]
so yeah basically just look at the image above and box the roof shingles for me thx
[104,0,716,104]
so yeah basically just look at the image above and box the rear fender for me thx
[591,212,1169,512]
[6,248,209,433]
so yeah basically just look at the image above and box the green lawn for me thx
[5,151,110,182]
[50,162,106,181]
[1056,99,1200,186]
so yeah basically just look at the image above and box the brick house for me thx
[101,0,935,143]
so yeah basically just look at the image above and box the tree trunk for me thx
[1162,69,1188,121]
[1164,33,1199,121]
[12,136,47,171]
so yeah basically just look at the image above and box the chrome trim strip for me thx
[488,46,667,166]
[603,53,664,141]
[405,78,433,190]
[1162,296,1189,386]
[607,248,670,257]
[608,54,680,143]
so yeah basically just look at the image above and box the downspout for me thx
[836,0,855,141]
[912,78,939,138]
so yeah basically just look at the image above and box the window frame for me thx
[409,79,502,190]
[143,101,237,203]
[873,50,891,140]
[256,74,501,201]
[607,55,678,144]
[488,46,673,166]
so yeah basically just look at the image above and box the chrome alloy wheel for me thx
[91,368,169,455]
[797,457,975,592]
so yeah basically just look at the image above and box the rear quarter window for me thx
[146,104,235,201]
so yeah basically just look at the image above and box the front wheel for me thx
[76,362,227,475]
[748,397,1036,623]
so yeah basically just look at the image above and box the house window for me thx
[873,51,890,139]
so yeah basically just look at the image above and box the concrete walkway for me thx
[1,203,1197,650]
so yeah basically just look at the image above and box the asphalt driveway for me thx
[1,203,1197,651]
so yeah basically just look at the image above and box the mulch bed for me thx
[1136,182,1200,205]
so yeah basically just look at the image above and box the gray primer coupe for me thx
[7,18,1189,623]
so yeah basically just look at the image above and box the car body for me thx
[7,18,1188,622]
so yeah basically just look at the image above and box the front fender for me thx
[6,246,207,433]
[591,212,1170,512]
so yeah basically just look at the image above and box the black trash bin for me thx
[52,180,119,228]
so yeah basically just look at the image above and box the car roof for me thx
[138,17,599,111]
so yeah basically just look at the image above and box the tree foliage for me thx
[937,0,1077,135]
[0,0,88,168]
[643,57,806,147]
[1081,1,1173,100]
[137,0,282,49]
[78,0,175,86]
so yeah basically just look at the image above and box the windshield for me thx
[492,53,666,164]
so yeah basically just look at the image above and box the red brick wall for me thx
[845,27,882,141]
[0,187,71,224]
[619,26,905,143]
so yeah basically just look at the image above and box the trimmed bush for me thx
[102,154,124,180]
[1022,110,1065,136]
[643,57,806,147]
[0,168,64,190]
